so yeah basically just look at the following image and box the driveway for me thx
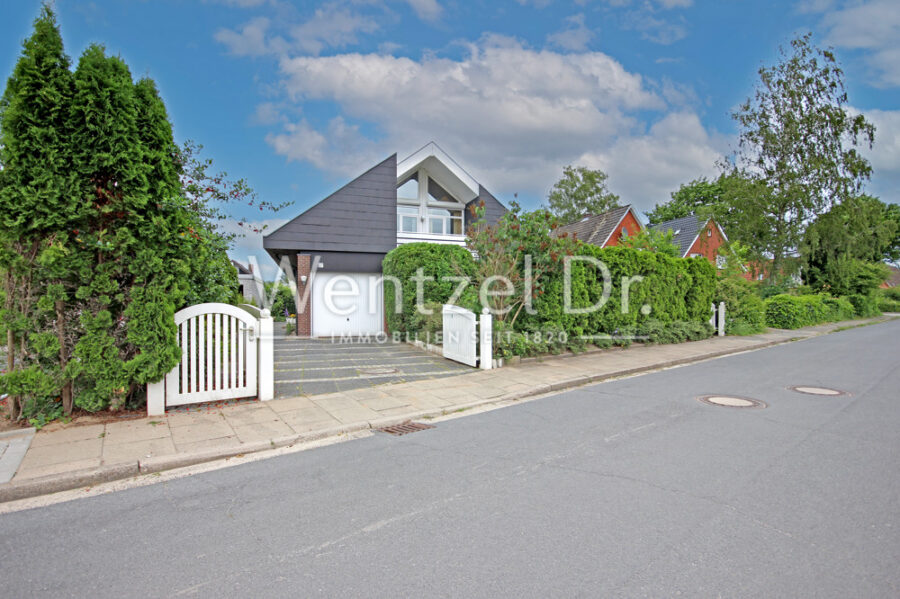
[273,335,471,398]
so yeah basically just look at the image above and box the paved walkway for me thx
[273,336,469,398]
[0,316,893,502]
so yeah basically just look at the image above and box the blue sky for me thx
[2,1,898,276]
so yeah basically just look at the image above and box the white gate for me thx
[442,304,492,369]
[147,303,274,415]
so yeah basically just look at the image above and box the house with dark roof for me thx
[232,260,264,306]
[553,205,644,247]
[263,142,507,337]
[881,264,900,289]
[650,214,728,265]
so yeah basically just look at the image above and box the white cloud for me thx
[291,6,380,55]
[854,107,900,200]
[215,16,273,56]
[624,10,688,45]
[262,36,725,209]
[547,13,595,52]
[820,0,900,87]
[576,112,725,210]
[404,0,443,22]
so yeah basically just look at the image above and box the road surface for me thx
[2,320,899,597]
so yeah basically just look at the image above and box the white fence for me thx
[442,304,492,370]
[147,303,273,415]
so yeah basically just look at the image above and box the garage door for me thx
[312,272,384,337]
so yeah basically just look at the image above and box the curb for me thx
[0,317,888,504]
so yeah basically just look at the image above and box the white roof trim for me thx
[397,142,479,202]
[599,205,643,247]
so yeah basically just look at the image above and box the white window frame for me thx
[397,167,466,236]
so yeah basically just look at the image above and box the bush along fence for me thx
[382,235,719,361]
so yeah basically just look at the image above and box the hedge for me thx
[381,243,477,333]
[714,277,765,335]
[764,293,859,329]
[518,246,716,339]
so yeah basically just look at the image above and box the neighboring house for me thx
[233,260,264,306]
[263,142,507,337]
[650,214,728,265]
[553,205,644,248]
[881,265,900,289]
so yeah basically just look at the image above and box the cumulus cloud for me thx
[215,16,273,56]
[404,0,443,22]
[261,36,724,209]
[547,13,595,52]
[819,0,900,87]
[855,107,900,200]
[576,112,725,210]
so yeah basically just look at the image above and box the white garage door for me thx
[312,272,384,337]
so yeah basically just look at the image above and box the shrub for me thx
[382,243,477,333]
[715,278,765,335]
[764,293,859,329]
[846,293,880,318]
[876,288,900,313]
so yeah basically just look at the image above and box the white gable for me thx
[397,142,479,204]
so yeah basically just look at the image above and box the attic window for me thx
[707,228,712,237]
[621,226,628,236]
[398,173,419,201]
[427,178,455,204]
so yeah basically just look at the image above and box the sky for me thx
[1,0,898,277]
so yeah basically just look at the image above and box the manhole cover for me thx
[788,386,847,397]
[697,395,766,409]
[359,367,398,375]
[377,421,435,436]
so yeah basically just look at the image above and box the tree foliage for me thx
[0,6,271,423]
[728,33,875,280]
[547,165,620,225]
[646,177,725,225]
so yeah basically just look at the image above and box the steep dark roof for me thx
[650,214,705,257]
[263,154,398,255]
[465,185,507,230]
[554,205,632,246]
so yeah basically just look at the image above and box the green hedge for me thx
[382,243,477,333]
[847,293,880,318]
[877,287,900,313]
[519,246,717,339]
[714,278,765,335]
[764,293,860,329]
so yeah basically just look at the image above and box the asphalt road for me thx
[2,320,899,598]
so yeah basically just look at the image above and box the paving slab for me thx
[102,437,177,465]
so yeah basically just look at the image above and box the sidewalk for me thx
[0,316,893,502]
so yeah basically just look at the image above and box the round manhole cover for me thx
[697,395,766,409]
[359,367,398,375]
[788,386,847,397]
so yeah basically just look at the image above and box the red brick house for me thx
[650,214,730,272]
[881,265,900,289]
[553,205,644,247]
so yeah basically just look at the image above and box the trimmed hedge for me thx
[382,243,477,333]
[877,288,900,313]
[764,293,859,329]
[519,246,717,339]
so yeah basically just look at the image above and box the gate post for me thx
[258,308,274,401]
[717,301,726,337]
[147,378,165,416]
[479,307,492,371]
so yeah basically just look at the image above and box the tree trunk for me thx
[56,299,73,415]
[6,328,19,421]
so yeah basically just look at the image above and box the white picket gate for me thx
[147,303,273,415]
[442,304,492,370]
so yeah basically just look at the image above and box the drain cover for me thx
[360,367,398,375]
[788,386,847,397]
[377,421,435,436]
[697,395,766,409]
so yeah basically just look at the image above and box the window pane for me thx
[397,173,418,200]
[428,178,454,203]
[401,216,417,232]
[398,205,418,215]
[428,208,451,217]
[451,217,462,235]
[429,218,444,234]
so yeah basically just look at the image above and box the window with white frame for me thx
[428,208,463,235]
[397,205,418,233]
[397,173,419,201]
